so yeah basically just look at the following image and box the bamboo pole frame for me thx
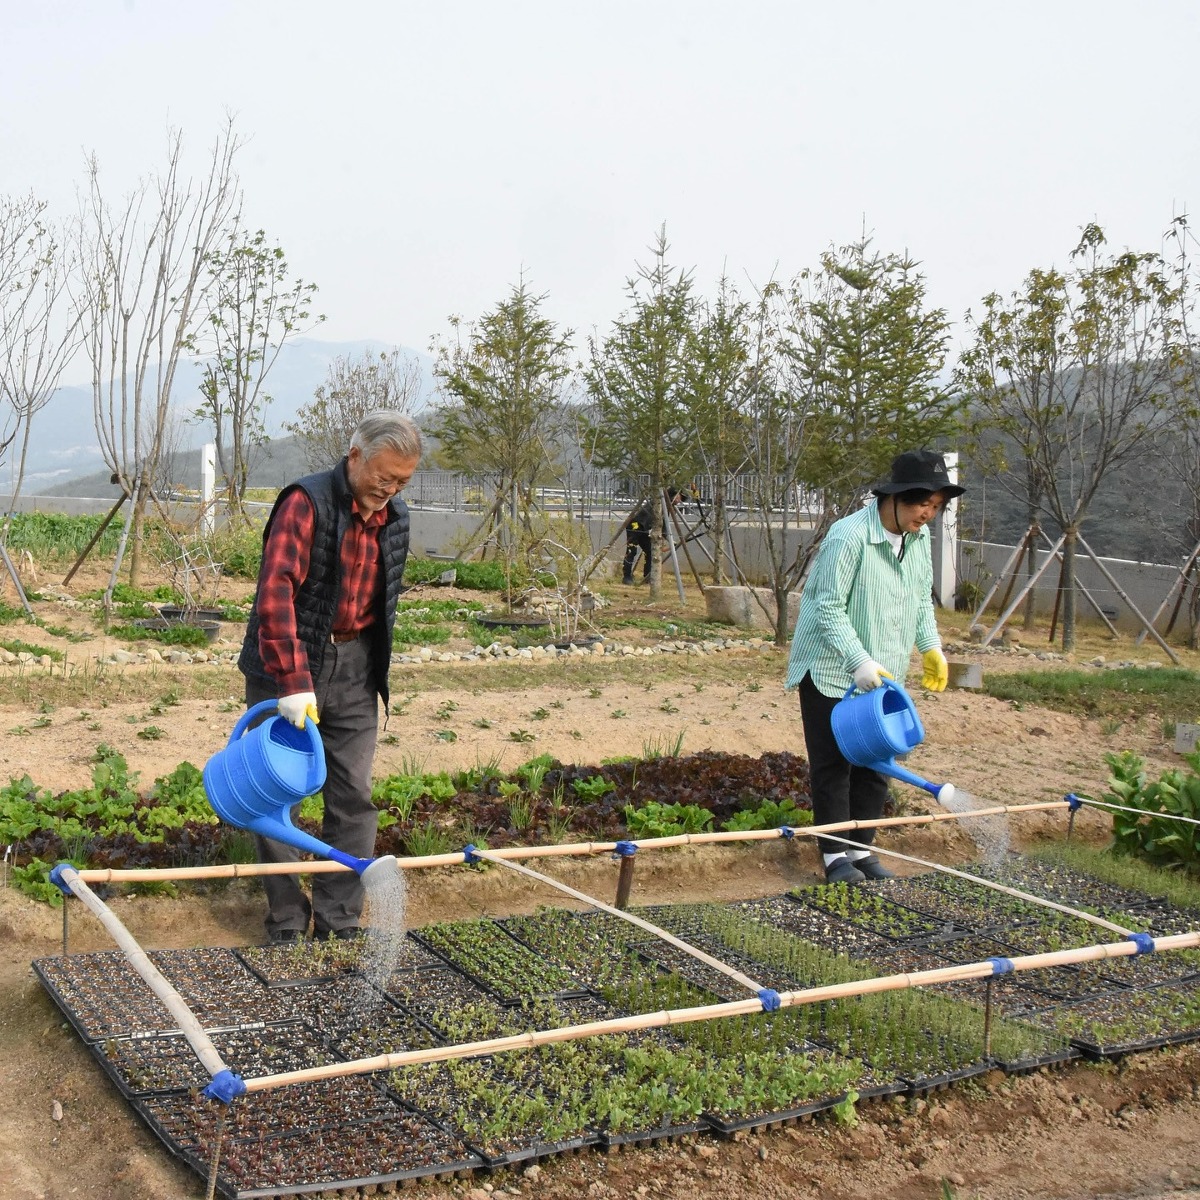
[241,930,1200,1093]
[73,800,1070,884]
[52,866,230,1079]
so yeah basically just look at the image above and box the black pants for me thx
[622,530,652,581]
[798,673,889,856]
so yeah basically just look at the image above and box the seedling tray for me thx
[138,1085,482,1198]
[704,1089,848,1136]
[95,1019,324,1100]
[787,885,965,946]
[235,933,443,989]
[991,1044,1080,1075]
[33,948,290,1042]
[903,1058,995,1096]
[472,1130,602,1169]
[599,1116,708,1150]
[411,923,589,1005]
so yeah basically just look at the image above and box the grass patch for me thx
[107,623,214,648]
[984,667,1200,721]
[392,621,452,648]
[1,638,64,661]
[403,557,511,591]
[599,613,736,640]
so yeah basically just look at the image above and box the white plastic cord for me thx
[1072,795,1200,828]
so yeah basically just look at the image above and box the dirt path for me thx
[1,579,1197,1199]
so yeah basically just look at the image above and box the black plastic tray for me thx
[704,1090,847,1136]
[136,1088,484,1199]
[992,1044,1080,1075]
[904,1058,996,1096]
[599,1116,708,1149]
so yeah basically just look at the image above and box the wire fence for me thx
[404,470,824,520]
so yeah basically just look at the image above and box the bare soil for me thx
[2,563,1199,1199]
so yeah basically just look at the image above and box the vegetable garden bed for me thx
[32,853,1200,1198]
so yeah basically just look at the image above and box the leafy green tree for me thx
[432,278,573,539]
[193,227,321,517]
[958,223,1184,650]
[587,228,699,598]
[730,240,957,644]
[782,236,958,509]
[287,349,423,470]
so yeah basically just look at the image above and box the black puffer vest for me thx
[238,459,410,707]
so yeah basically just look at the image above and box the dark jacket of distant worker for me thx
[238,410,420,943]
[785,450,961,885]
[621,493,676,584]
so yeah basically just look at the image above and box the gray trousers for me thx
[246,637,380,938]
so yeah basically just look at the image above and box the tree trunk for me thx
[1022,518,1040,631]
[711,476,726,586]
[1061,526,1078,652]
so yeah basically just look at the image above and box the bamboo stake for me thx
[52,867,229,1078]
[825,835,1134,935]
[74,801,1071,884]
[241,930,1200,1093]
[476,849,765,994]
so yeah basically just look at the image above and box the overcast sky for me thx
[5,0,1199,364]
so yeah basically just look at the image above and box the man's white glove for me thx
[277,691,319,729]
[852,660,893,692]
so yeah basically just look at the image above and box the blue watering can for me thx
[204,699,393,880]
[831,678,955,804]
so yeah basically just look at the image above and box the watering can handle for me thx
[227,699,282,747]
[842,677,904,701]
[227,699,326,793]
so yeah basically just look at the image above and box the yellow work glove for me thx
[921,648,949,692]
[278,691,320,728]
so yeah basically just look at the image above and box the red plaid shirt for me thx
[257,488,387,692]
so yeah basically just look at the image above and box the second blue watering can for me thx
[831,678,955,804]
[204,699,380,875]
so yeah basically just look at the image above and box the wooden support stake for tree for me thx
[982,536,1065,645]
[1137,539,1200,645]
[62,492,127,585]
[1077,534,1181,664]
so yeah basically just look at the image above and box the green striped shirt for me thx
[785,500,941,698]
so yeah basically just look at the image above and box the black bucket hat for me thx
[871,449,964,500]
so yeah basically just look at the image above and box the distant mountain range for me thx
[2,338,436,496]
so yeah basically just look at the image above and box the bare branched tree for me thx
[193,227,322,518]
[0,195,82,522]
[287,349,422,470]
[73,123,242,589]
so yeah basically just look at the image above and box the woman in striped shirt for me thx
[786,450,963,884]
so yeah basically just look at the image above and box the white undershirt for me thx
[882,527,903,557]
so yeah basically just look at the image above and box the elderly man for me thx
[238,410,421,942]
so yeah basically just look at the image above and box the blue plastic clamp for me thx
[987,956,1015,975]
[48,862,76,896]
[462,844,482,865]
[1065,793,1084,812]
[614,840,638,858]
[202,1070,247,1104]
[1125,932,1155,956]
[778,825,795,839]
[757,988,781,1012]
